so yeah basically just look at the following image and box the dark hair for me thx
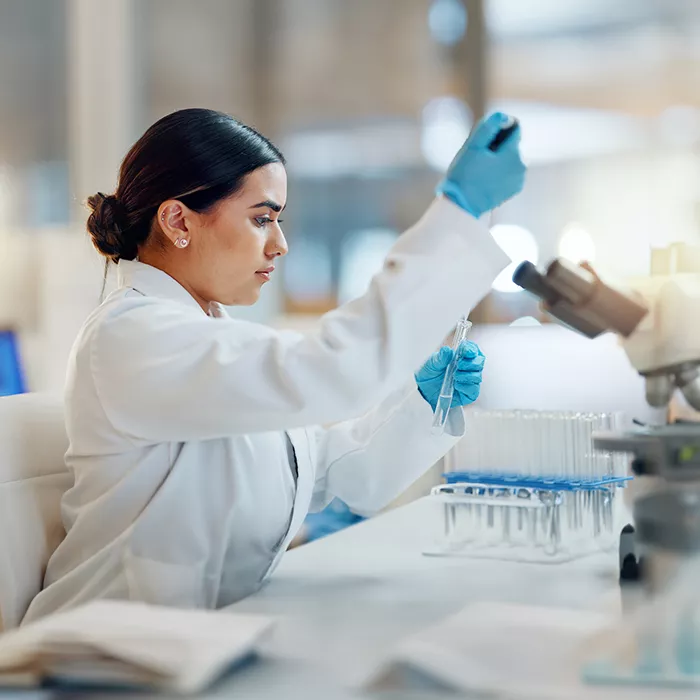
[86,108,285,263]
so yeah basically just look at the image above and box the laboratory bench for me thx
[12,497,622,700]
[222,496,621,699]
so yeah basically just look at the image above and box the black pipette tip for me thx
[488,118,519,151]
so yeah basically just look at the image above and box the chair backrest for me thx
[0,394,70,630]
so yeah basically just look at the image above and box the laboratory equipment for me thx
[512,259,647,339]
[512,256,700,686]
[426,409,629,562]
[582,424,700,687]
[430,116,520,433]
[512,258,700,411]
[430,119,518,434]
[445,409,628,482]
[428,481,617,563]
[487,117,518,151]
[431,317,473,434]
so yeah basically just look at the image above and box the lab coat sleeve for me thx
[92,197,509,442]
[308,383,464,516]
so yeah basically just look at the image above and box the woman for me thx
[24,108,525,621]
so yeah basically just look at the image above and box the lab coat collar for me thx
[117,260,208,315]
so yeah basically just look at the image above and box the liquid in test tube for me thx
[432,316,473,435]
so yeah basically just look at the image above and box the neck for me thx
[137,250,211,314]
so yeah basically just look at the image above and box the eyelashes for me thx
[254,217,284,228]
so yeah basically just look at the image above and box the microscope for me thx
[513,258,700,598]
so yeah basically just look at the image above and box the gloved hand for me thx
[415,341,484,412]
[436,112,526,219]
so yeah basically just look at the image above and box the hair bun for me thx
[86,192,132,262]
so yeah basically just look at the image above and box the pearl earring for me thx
[175,237,189,249]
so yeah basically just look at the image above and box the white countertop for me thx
[221,497,622,698]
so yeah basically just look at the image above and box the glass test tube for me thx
[431,316,473,435]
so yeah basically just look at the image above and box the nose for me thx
[265,226,288,259]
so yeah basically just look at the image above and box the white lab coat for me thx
[23,197,509,623]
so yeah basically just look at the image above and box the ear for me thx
[157,200,191,248]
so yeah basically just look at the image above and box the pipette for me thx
[486,116,518,230]
[487,116,518,152]
[431,315,473,435]
[430,118,518,436]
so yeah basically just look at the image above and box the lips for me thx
[256,266,275,282]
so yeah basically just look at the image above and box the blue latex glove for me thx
[436,112,526,219]
[415,341,484,411]
[302,499,365,543]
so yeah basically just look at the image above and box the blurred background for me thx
[0,0,699,428]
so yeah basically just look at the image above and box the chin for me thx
[225,289,260,307]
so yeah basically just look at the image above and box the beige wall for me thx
[142,0,452,132]
[143,0,258,125]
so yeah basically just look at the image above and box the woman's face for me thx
[154,162,289,309]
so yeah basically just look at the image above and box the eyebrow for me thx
[249,200,285,213]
